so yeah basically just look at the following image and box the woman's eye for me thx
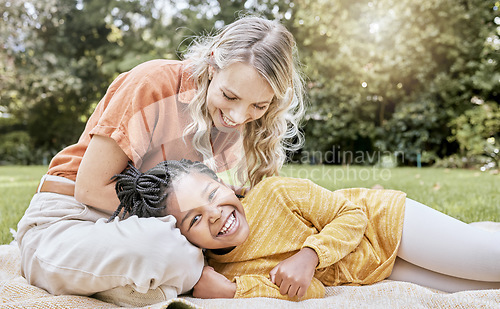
[222,91,237,101]
[190,215,201,227]
[254,104,267,111]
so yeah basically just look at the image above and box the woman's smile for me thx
[219,110,240,128]
[206,62,274,132]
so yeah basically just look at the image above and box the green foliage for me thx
[0,0,499,167]
[449,101,500,168]
[0,0,295,161]
[165,0,294,56]
[382,96,446,164]
[0,116,55,165]
[292,0,500,166]
[2,0,106,148]
[0,0,178,153]
[0,131,32,165]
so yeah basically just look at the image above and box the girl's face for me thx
[206,62,274,132]
[167,172,250,249]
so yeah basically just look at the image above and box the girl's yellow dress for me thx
[206,176,406,300]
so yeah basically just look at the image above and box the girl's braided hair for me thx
[108,159,219,222]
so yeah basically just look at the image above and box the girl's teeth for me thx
[219,213,236,235]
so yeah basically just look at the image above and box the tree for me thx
[1,0,174,156]
[1,0,498,168]
[449,101,500,168]
[0,0,294,162]
[292,0,499,166]
[165,0,295,56]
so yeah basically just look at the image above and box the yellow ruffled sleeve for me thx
[234,275,325,300]
[296,180,369,269]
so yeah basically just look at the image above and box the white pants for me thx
[16,175,204,297]
[389,198,500,292]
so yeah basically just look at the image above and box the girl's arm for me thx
[193,266,325,300]
[263,179,368,297]
[234,273,325,300]
[200,177,367,300]
[269,247,318,298]
[258,177,368,271]
[297,181,369,269]
[74,135,130,213]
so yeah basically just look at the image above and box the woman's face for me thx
[167,172,250,249]
[206,61,275,132]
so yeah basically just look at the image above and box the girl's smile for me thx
[167,172,250,249]
[218,210,238,236]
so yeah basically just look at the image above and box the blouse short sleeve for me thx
[48,59,243,179]
[88,60,188,168]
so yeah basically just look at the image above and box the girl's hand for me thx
[192,266,236,299]
[269,247,319,299]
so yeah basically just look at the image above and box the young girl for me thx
[112,159,500,301]
[16,16,305,301]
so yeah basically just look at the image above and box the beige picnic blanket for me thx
[1,222,500,309]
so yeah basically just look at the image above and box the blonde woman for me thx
[16,16,305,302]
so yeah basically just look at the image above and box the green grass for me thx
[1,165,47,244]
[281,165,500,224]
[1,165,499,244]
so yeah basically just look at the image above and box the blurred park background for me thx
[1,0,499,170]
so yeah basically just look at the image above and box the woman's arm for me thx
[74,135,130,213]
[192,266,236,298]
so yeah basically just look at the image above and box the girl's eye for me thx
[222,91,237,101]
[254,104,268,111]
[209,188,218,201]
[190,215,201,227]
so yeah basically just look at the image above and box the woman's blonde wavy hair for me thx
[183,16,306,188]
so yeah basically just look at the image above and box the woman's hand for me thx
[218,178,249,197]
[269,247,319,299]
[192,266,236,299]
